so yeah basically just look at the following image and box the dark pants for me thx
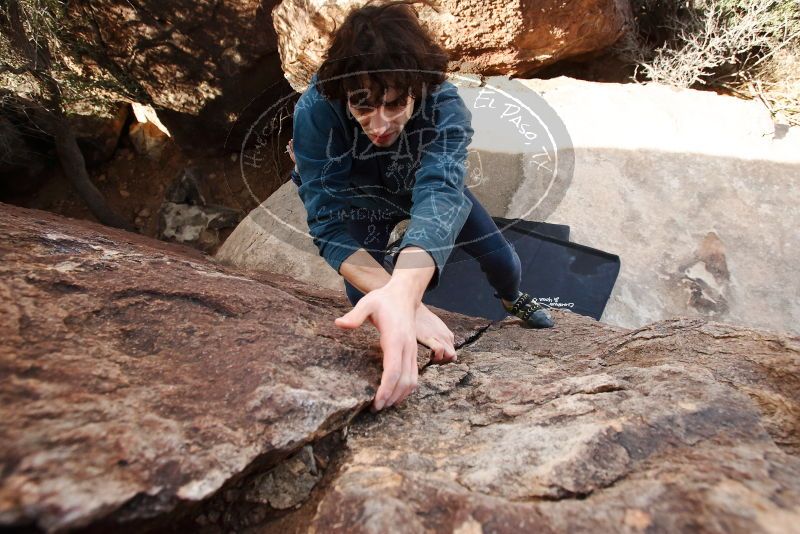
[343,187,522,305]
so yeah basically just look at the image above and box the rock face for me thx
[500,76,800,335]
[273,0,632,92]
[215,180,345,293]
[299,315,800,533]
[221,75,800,335]
[69,0,294,152]
[2,202,799,534]
[63,0,632,150]
[68,102,131,165]
[128,103,171,160]
[0,202,488,532]
[157,168,244,252]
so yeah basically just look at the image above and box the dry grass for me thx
[745,43,800,125]
[615,0,800,125]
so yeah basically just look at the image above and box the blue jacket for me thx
[291,71,474,291]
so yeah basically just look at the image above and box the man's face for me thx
[347,84,416,147]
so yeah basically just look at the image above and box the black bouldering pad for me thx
[388,218,620,322]
[492,217,571,242]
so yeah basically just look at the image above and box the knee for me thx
[508,242,522,272]
[481,242,521,274]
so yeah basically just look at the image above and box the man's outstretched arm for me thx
[289,130,457,365]
[336,245,440,411]
[339,247,457,362]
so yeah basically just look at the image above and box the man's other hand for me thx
[415,304,457,364]
[334,283,419,411]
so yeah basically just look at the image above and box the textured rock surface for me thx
[68,0,294,151]
[0,202,488,532]
[2,202,799,533]
[67,102,131,165]
[273,0,632,92]
[293,314,800,533]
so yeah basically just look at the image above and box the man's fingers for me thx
[387,337,416,407]
[374,333,403,411]
[286,139,296,163]
[419,336,442,362]
[424,337,457,364]
[411,345,420,398]
[385,339,411,407]
[398,340,418,405]
[335,301,370,330]
[375,364,401,410]
[443,340,457,362]
[427,339,445,363]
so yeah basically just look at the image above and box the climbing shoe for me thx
[499,291,555,329]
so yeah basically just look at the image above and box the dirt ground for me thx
[3,130,293,256]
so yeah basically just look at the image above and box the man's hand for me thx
[415,303,457,364]
[335,281,419,411]
[286,138,296,164]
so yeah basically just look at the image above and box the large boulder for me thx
[67,101,131,165]
[215,179,344,292]
[0,202,487,532]
[2,202,799,533]
[68,0,294,152]
[500,76,800,335]
[273,0,633,93]
[219,75,800,335]
[297,316,800,533]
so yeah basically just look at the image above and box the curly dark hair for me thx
[315,0,449,108]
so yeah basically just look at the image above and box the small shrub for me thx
[615,0,800,124]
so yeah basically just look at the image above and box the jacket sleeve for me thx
[395,83,475,291]
[292,91,362,275]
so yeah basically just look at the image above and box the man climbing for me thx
[288,0,554,412]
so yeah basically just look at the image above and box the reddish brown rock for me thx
[2,202,799,534]
[68,0,294,152]
[67,102,130,165]
[291,316,800,533]
[273,0,633,92]
[0,202,488,532]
